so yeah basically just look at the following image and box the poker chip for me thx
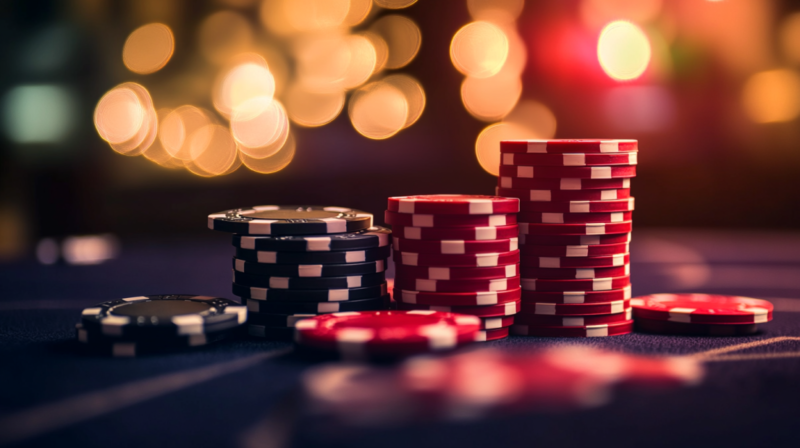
[519,242,629,257]
[393,237,518,254]
[515,308,632,326]
[384,210,517,227]
[393,288,521,306]
[80,295,247,338]
[499,165,636,179]
[387,195,519,215]
[498,176,631,191]
[395,276,521,293]
[517,211,633,224]
[232,282,388,302]
[519,233,631,246]
[500,139,638,154]
[521,286,632,304]
[246,324,296,341]
[391,224,519,241]
[520,264,629,279]
[234,245,391,264]
[233,258,385,277]
[476,326,510,341]
[519,221,633,236]
[396,264,519,281]
[294,310,482,359]
[209,205,373,235]
[634,318,760,336]
[501,152,637,166]
[519,198,635,213]
[393,250,520,267]
[233,270,387,289]
[246,311,316,328]
[520,253,629,268]
[517,299,632,316]
[510,320,634,337]
[395,299,520,317]
[630,294,774,325]
[497,187,631,202]
[75,323,235,357]
[480,315,515,330]
[521,275,630,292]
[244,294,390,314]
[232,226,391,252]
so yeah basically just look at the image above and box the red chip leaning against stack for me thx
[497,139,637,338]
[386,195,521,339]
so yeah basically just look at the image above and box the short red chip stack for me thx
[385,195,521,340]
[497,140,637,338]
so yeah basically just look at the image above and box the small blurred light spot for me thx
[188,124,238,176]
[3,85,77,144]
[240,132,296,174]
[580,0,662,29]
[62,234,120,266]
[231,98,290,157]
[344,0,373,26]
[122,23,174,74]
[383,74,425,128]
[461,71,522,121]
[780,13,800,65]
[213,59,275,118]
[144,110,184,169]
[451,21,509,79]
[742,69,800,123]
[161,106,212,160]
[284,0,350,31]
[467,0,524,24]
[284,82,345,127]
[295,35,352,93]
[36,238,59,265]
[370,15,422,70]
[349,81,408,140]
[199,11,253,65]
[597,21,651,81]
[363,32,389,73]
[604,85,675,131]
[374,0,417,9]
[94,87,143,145]
[504,100,558,140]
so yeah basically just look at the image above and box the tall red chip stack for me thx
[386,195,521,340]
[497,140,636,338]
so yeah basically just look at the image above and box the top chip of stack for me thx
[208,205,373,235]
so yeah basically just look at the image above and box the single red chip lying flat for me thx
[295,310,481,359]
[519,232,630,246]
[521,286,631,304]
[385,210,517,227]
[498,176,631,191]
[520,264,629,279]
[501,152,637,166]
[510,320,633,337]
[500,139,638,154]
[520,242,629,257]
[393,288,522,307]
[499,165,636,180]
[521,275,630,292]
[392,224,519,241]
[518,299,632,316]
[393,237,518,254]
[395,299,521,317]
[519,221,633,236]
[387,195,520,215]
[497,187,631,202]
[630,294,774,325]
[518,211,632,224]
[520,253,629,268]
[396,264,519,281]
[515,308,632,326]
[518,198,635,213]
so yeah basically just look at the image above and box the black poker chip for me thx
[231,226,391,251]
[208,206,373,235]
[233,245,391,264]
[233,270,386,290]
[80,294,247,339]
[232,282,388,302]
[246,312,317,328]
[233,258,386,277]
[75,323,235,357]
[243,294,390,314]
[246,324,296,341]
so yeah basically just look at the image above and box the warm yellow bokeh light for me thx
[369,15,422,70]
[451,21,509,79]
[199,11,253,64]
[349,81,408,140]
[213,59,275,118]
[341,35,378,89]
[383,74,426,128]
[240,132,296,174]
[122,23,174,75]
[284,83,345,127]
[143,109,184,169]
[461,71,522,121]
[597,21,651,81]
[504,100,558,139]
[467,0,524,24]
[295,35,352,93]
[161,106,212,160]
[741,69,800,123]
[580,0,662,29]
[188,124,239,176]
[284,0,350,32]
[231,98,289,157]
[780,13,800,64]
[344,0,373,26]
[374,0,417,9]
[363,31,389,73]
[94,83,156,156]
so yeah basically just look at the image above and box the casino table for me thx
[2,229,800,448]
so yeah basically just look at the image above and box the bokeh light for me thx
[349,81,408,140]
[3,85,77,144]
[160,105,212,161]
[597,21,651,81]
[780,13,800,65]
[604,85,675,131]
[383,74,426,128]
[122,23,174,74]
[231,98,289,157]
[341,34,379,88]
[284,82,345,127]
[198,11,253,64]
[373,0,417,9]
[450,21,509,79]
[369,15,422,70]
[363,31,389,73]
[580,0,662,29]
[295,35,361,93]
[284,0,350,32]
[741,69,800,123]
[94,83,156,156]
[461,70,522,122]
[213,57,275,118]
[240,132,296,174]
[143,109,184,169]
[467,0,524,24]
[188,124,239,176]
[344,0,373,27]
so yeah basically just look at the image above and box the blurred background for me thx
[1,0,800,265]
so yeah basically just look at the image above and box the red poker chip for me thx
[392,224,519,241]
[498,176,631,191]
[294,310,482,359]
[520,253,629,268]
[520,233,630,246]
[396,264,519,281]
[480,315,515,330]
[634,317,760,336]
[519,264,629,279]
[501,152,637,167]
[394,276,521,293]
[519,221,633,236]
[393,288,522,307]
[395,299,520,317]
[520,242,629,257]
[521,286,632,304]
[516,308,631,326]
[393,237,518,255]
[385,210,517,228]
[510,320,634,337]
[387,195,519,215]
[499,165,636,180]
[500,139,638,154]
[518,299,632,316]
[477,326,509,341]
[496,186,631,202]
[393,249,520,267]
[518,198,635,213]
[630,294,774,325]
[521,275,630,292]
[518,211,632,224]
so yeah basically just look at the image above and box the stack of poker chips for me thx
[76,295,246,357]
[208,205,392,340]
[385,195,521,341]
[496,140,637,338]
